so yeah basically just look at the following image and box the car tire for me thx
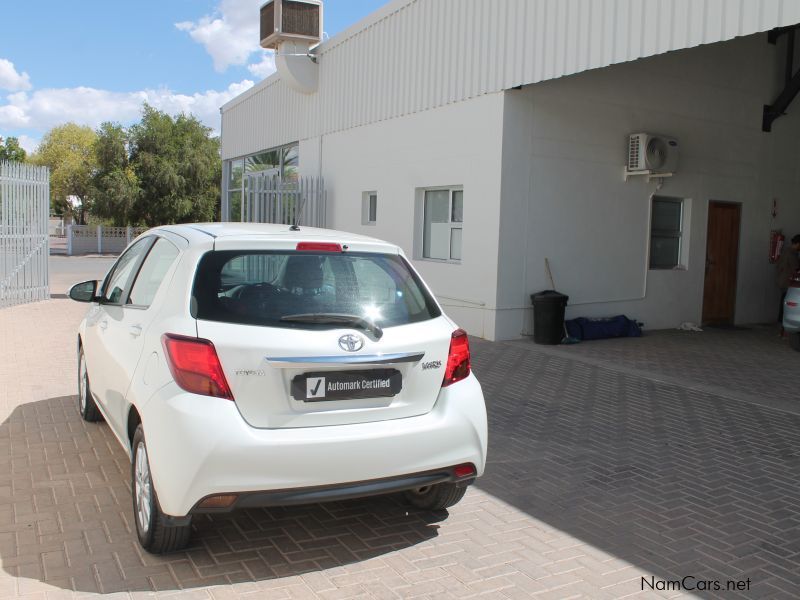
[131,425,192,553]
[404,482,467,511]
[78,347,103,422]
[790,333,800,352]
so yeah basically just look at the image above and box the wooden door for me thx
[702,202,741,324]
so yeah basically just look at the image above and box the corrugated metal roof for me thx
[222,0,800,159]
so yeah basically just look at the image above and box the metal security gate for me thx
[0,161,50,308]
[242,175,326,227]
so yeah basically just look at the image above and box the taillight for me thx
[161,334,233,400]
[296,242,342,252]
[443,328,471,387]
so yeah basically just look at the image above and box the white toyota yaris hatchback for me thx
[69,223,488,553]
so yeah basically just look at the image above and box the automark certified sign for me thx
[338,333,364,352]
[292,369,402,402]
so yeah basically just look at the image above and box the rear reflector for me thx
[453,463,476,478]
[197,494,238,509]
[162,334,233,400]
[787,301,798,307]
[443,328,471,387]
[296,242,343,252]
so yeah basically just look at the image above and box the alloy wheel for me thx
[134,442,152,533]
[79,354,88,413]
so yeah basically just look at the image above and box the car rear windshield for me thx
[192,250,442,329]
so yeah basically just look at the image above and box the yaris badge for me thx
[338,334,364,352]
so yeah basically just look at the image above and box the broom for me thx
[545,257,580,344]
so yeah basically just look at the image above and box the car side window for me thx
[101,238,152,304]
[128,238,180,308]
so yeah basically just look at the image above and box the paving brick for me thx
[2,258,800,598]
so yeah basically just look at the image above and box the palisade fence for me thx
[242,175,326,227]
[0,161,50,308]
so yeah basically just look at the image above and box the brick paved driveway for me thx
[1,259,799,598]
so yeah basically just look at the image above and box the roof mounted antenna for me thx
[290,187,308,231]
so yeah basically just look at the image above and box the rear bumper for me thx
[783,292,800,331]
[194,466,475,513]
[783,311,800,332]
[140,374,488,516]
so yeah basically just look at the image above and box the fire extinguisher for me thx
[770,230,785,264]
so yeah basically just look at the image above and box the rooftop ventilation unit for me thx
[260,0,322,50]
[260,0,322,94]
[626,133,679,175]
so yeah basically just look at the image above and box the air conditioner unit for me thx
[627,133,678,174]
[260,0,322,50]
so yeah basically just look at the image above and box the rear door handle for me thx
[99,320,108,331]
[129,324,143,338]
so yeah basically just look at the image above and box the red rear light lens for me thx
[161,334,233,400]
[443,328,471,387]
[296,242,343,252]
[453,463,476,478]
[787,301,798,307]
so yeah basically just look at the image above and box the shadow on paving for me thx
[470,337,800,598]
[0,396,442,594]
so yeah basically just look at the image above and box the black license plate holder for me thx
[291,369,402,402]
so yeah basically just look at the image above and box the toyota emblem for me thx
[338,334,364,352]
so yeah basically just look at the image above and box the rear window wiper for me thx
[280,313,384,339]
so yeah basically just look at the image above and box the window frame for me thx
[99,236,156,307]
[362,191,378,225]
[126,237,181,309]
[418,186,464,264]
[649,196,685,270]
[223,141,300,222]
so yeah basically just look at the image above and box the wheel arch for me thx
[127,405,142,450]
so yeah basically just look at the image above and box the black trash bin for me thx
[531,290,569,345]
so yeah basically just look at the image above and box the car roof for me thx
[151,223,395,247]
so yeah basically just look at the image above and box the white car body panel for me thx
[75,223,488,518]
[199,317,454,429]
[144,375,487,516]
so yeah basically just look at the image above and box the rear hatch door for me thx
[192,243,450,428]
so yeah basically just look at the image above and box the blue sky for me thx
[0,0,388,153]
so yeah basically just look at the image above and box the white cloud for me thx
[177,0,263,72]
[247,51,276,78]
[0,80,254,135]
[16,135,40,154]
[0,58,32,91]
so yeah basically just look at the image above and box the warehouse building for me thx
[220,0,800,340]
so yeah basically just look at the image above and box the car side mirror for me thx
[69,280,99,303]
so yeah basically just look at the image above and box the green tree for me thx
[32,124,97,223]
[0,136,27,162]
[128,104,221,226]
[91,122,139,226]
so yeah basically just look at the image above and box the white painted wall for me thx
[299,93,506,339]
[496,33,800,340]
[221,0,800,161]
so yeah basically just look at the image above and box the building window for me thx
[422,188,463,261]
[223,142,299,221]
[650,196,684,269]
[362,192,377,225]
